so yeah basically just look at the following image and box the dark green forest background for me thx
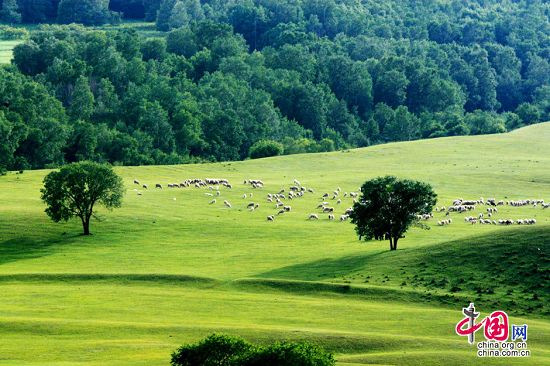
[0,0,549,171]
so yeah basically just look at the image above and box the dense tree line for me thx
[0,0,549,171]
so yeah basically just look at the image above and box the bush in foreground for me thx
[171,334,335,366]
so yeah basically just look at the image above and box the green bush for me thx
[171,334,335,366]
[171,334,254,366]
[249,140,284,159]
[241,342,335,366]
[0,25,29,40]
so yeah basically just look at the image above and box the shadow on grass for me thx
[0,233,80,266]
[257,249,396,281]
[255,227,550,317]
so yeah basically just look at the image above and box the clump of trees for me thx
[350,176,437,251]
[249,140,283,159]
[41,161,124,235]
[0,1,549,171]
[171,334,335,366]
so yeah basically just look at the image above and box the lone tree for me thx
[41,161,124,235]
[350,176,437,251]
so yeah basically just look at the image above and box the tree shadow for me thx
[0,233,80,266]
[257,250,395,281]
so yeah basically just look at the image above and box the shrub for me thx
[171,335,335,366]
[0,25,29,40]
[171,334,254,366]
[249,140,283,159]
[241,342,335,366]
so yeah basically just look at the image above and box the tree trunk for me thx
[392,236,399,250]
[389,236,394,251]
[82,217,90,235]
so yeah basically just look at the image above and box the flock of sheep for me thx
[131,177,358,223]
[433,197,544,227]
[131,178,546,228]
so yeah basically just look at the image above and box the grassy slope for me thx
[1,123,550,365]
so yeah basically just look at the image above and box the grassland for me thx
[1,123,549,365]
[0,39,21,64]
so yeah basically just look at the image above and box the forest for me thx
[0,0,549,171]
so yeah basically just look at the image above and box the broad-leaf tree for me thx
[350,176,437,250]
[41,161,124,235]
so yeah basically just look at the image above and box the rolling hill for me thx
[0,123,549,365]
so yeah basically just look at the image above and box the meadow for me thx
[0,39,21,64]
[0,123,549,365]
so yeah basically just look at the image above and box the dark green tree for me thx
[0,0,21,23]
[350,176,437,250]
[57,0,113,25]
[69,75,94,121]
[40,161,124,235]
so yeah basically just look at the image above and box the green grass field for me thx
[1,123,549,365]
[0,39,21,64]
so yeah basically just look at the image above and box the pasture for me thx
[0,39,21,64]
[0,123,549,365]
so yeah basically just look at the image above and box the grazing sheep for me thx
[224,200,232,208]
[209,199,216,205]
[283,206,292,212]
[323,207,334,213]
[337,199,342,204]
[328,214,335,220]
[142,184,148,189]
[137,191,142,196]
[267,215,275,221]
[155,184,162,189]
[243,194,247,199]
[308,214,319,220]
[134,179,140,185]
[277,209,285,215]
[205,193,213,196]
[340,214,349,221]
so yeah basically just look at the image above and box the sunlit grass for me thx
[0,123,549,365]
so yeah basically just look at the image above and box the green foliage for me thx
[140,37,166,61]
[171,334,335,366]
[249,139,283,159]
[171,334,254,366]
[2,0,550,169]
[57,0,115,25]
[69,75,95,121]
[0,25,28,40]
[0,0,21,23]
[241,341,335,366]
[40,161,124,235]
[350,176,437,251]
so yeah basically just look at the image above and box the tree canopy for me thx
[350,176,437,251]
[0,1,549,171]
[40,161,124,235]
